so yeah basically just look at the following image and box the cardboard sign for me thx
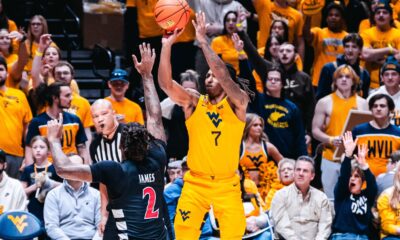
[333,110,374,160]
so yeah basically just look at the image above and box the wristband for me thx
[329,136,334,145]
[238,50,245,55]
[35,50,43,57]
[236,23,242,28]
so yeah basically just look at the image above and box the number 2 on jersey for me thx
[143,187,159,219]
[211,131,221,146]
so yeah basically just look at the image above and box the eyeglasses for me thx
[55,71,71,76]
[31,22,42,26]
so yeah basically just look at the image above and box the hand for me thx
[192,11,208,45]
[331,136,342,147]
[354,143,369,168]
[232,33,244,52]
[41,64,52,76]
[161,28,183,47]
[342,131,357,158]
[245,216,260,233]
[132,43,156,77]
[305,134,312,145]
[98,216,108,237]
[38,34,52,52]
[236,8,247,32]
[47,113,63,143]
[8,31,23,41]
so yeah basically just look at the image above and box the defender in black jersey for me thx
[46,43,170,239]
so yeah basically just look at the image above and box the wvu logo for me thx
[179,209,191,222]
[206,112,222,128]
[247,155,264,168]
[8,214,28,233]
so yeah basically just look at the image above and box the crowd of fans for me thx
[1,0,400,239]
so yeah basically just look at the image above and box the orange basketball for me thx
[154,0,191,32]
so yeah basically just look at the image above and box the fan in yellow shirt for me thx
[377,167,400,239]
[269,0,305,60]
[0,28,28,89]
[211,11,241,74]
[361,0,400,89]
[304,2,347,87]
[0,57,32,178]
[105,69,144,125]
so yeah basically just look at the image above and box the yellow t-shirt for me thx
[270,3,304,44]
[126,0,136,7]
[65,93,94,128]
[254,0,272,49]
[361,26,400,89]
[311,27,347,86]
[4,53,18,89]
[24,41,58,75]
[186,95,245,176]
[105,96,144,125]
[322,93,358,160]
[135,0,163,38]
[358,19,400,34]
[0,87,32,157]
[377,187,400,239]
[211,35,240,74]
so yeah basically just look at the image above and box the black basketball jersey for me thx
[90,139,167,239]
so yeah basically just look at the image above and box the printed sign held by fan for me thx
[155,0,191,34]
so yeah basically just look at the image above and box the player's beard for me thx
[0,77,5,87]
[58,102,71,110]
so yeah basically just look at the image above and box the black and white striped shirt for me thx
[90,124,124,163]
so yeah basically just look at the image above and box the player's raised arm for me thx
[133,43,166,142]
[193,11,249,109]
[47,113,92,182]
[158,29,198,108]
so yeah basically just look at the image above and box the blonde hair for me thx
[332,65,360,95]
[242,113,268,142]
[390,167,400,209]
[277,158,295,178]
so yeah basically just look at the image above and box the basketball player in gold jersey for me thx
[158,12,249,239]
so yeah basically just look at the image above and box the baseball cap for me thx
[381,56,400,74]
[375,0,392,14]
[0,149,5,163]
[110,69,129,83]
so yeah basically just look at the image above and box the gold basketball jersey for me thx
[186,95,245,176]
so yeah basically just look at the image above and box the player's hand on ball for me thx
[161,28,183,47]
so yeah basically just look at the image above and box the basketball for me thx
[154,0,191,32]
